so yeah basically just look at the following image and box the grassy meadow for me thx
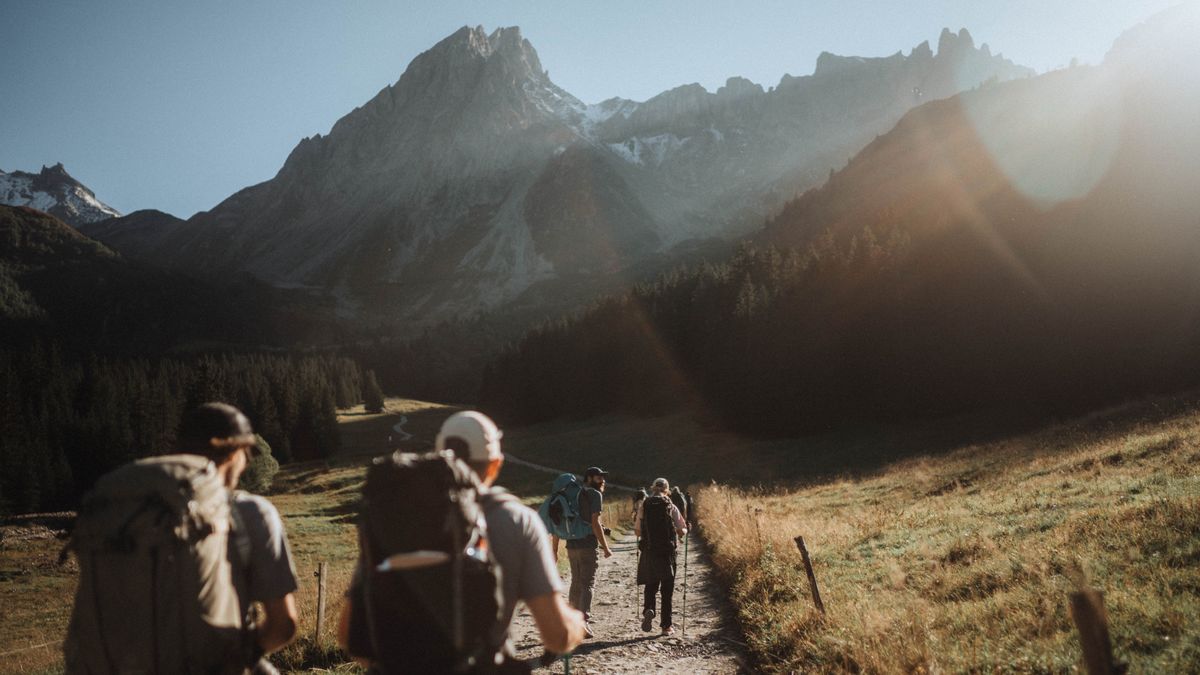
[3,393,1198,672]
[695,396,1200,673]
[0,398,629,674]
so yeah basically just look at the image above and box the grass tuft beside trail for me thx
[696,399,1200,673]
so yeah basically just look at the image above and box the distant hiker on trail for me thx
[64,402,298,675]
[550,466,613,639]
[635,477,688,635]
[633,487,648,510]
[669,486,689,523]
[338,410,585,672]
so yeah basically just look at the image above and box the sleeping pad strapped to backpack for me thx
[64,454,247,675]
[355,450,505,674]
[538,473,593,541]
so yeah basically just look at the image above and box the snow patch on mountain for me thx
[607,133,688,165]
[0,165,121,227]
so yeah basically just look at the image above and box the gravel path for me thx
[509,529,746,674]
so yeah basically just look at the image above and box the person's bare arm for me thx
[590,512,612,557]
[551,535,560,562]
[671,505,688,537]
[526,593,586,654]
[257,594,298,653]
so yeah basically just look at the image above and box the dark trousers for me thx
[642,577,675,628]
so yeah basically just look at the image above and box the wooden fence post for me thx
[315,561,329,643]
[1070,588,1124,674]
[793,536,825,614]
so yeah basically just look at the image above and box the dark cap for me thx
[179,402,260,456]
[584,466,609,478]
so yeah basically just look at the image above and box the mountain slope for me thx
[480,4,1200,433]
[88,25,1029,331]
[0,164,121,228]
[0,205,338,352]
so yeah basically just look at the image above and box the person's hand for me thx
[602,547,613,559]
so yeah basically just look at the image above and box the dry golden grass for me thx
[0,398,629,674]
[697,399,1200,673]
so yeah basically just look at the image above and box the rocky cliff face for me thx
[90,25,1030,330]
[0,164,121,228]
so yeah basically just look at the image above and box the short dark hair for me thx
[178,402,256,461]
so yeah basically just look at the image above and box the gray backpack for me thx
[64,454,248,674]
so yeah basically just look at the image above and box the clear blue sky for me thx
[0,0,1177,218]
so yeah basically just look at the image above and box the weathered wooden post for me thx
[315,561,329,643]
[793,536,825,614]
[1070,588,1124,674]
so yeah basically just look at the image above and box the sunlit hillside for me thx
[697,393,1200,673]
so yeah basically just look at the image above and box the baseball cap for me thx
[435,411,503,463]
[178,402,261,455]
[584,467,609,478]
[652,477,669,490]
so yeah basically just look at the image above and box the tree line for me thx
[481,220,1200,436]
[0,344,374,515]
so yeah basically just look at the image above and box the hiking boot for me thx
[661,625,676,636]
[641,608,655,632]
[583,622,595,639]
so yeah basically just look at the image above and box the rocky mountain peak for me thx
[0,163,120,227]
[937,27,975,57]
[716,76,764,100]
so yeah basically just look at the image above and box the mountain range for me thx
[76,25,1029,331]
[480,3,1200,431]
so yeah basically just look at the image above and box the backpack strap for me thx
[227,494,253,575]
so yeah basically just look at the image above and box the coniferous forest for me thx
[0,347,362,515]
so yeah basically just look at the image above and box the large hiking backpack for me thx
[537,473,593,541]
[64,454,246,675]
[641,495,677,554]
[356,450,505,674]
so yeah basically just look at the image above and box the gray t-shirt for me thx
[231,491,300,619]
[483,488,563,651]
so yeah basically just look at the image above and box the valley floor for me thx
[3,393,1198,672]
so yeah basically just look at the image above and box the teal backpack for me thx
[538,473,593,540]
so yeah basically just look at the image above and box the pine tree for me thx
[363,369,385,413]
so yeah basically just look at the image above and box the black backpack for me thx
[641,495,676,554]
[354,450,505,674]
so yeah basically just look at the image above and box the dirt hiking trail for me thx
[509,528,747,674]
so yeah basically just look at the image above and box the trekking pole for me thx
[563,652,572,675]
[634,534,641,618]
[682,533,689,637]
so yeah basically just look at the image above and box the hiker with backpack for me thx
[64,402,298,675]
[634,477,688,636]
[670,486,689,525]
[547,467,613,639]
[338,411,585,673]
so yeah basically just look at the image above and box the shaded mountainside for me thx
[0,164,121,228]
[481,5,1200,434]
[0,206,340,353]
[87,25,1028,331]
